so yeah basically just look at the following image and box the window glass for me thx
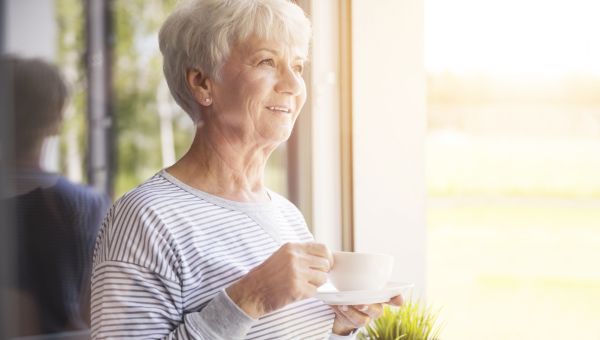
[426,0,600,338]
[0,1,292,337]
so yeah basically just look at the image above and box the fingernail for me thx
[360,305,369,312]
[341,305,348,312]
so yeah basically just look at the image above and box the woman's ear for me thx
[186,68,213,106]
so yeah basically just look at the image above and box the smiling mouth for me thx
[266,106,292,114]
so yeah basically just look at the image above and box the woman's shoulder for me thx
[112,172,191,214]
[94,173,189,275]
[268,190,307,221]
[268,190,299,210]
[99,174,192,247]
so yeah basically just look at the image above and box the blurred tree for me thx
[113,0,193,197]
[56,0,86,183]
[57,0,193,198]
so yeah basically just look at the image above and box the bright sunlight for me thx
[425,0,600,339]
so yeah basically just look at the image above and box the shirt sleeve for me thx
[187,288,256,339]
[91,260,256,340]
[90,199,256,340]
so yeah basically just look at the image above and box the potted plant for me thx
[358,301,442,340]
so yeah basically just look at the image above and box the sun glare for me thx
[425,0,600,76]
[425,1,600,339]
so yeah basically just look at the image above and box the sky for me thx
[425,0,600,76]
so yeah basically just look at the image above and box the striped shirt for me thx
[91,170,352,339]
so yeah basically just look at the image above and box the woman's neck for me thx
[167,124,275,203]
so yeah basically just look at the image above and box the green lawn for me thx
[426,135,600,339]
[427,134,600,198]
[427,199,600,339]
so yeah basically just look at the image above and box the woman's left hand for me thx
[331,295,404,335]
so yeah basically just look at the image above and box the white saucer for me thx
[315,282,414,305]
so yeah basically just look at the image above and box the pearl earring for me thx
[204,98,211,103]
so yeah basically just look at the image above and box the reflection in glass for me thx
[1,56,110,338]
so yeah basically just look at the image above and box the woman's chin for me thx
[264,129,293,145]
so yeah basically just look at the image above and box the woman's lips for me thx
[266,105,292,114]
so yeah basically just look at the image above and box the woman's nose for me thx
[275,66,304,96]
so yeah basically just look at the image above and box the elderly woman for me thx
[91,0,401,339]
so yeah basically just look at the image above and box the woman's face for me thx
[207,36,307,146]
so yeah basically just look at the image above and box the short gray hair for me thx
[158,0,311,124]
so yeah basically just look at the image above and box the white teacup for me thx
[328,251,394,291]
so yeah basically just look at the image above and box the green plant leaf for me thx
[358,301,442,340]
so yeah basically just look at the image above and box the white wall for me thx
[5,0,56,60]
[352,0,427,297]
[308,0,343,251]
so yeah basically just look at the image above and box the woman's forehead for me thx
[235,37,308,60]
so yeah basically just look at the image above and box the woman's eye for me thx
[293,64,304,74]
[258,58,275,67]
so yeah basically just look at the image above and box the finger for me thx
[303,242,331,260]
[331,305,347,315]
[349,304,379,318]
[304,254,332,272]
[332,306,356,329]
[338,305,370,328]
[334,305,363,328]
[387,295,404,306]
[359,303,383,319]
[354,305,369,313]
[307,269,328,288]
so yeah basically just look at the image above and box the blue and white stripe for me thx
[91,170,336,339]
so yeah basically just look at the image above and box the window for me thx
[426,0,600,338]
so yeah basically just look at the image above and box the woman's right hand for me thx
[226,242,333,319]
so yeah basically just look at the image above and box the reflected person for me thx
[2,55,110,337]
